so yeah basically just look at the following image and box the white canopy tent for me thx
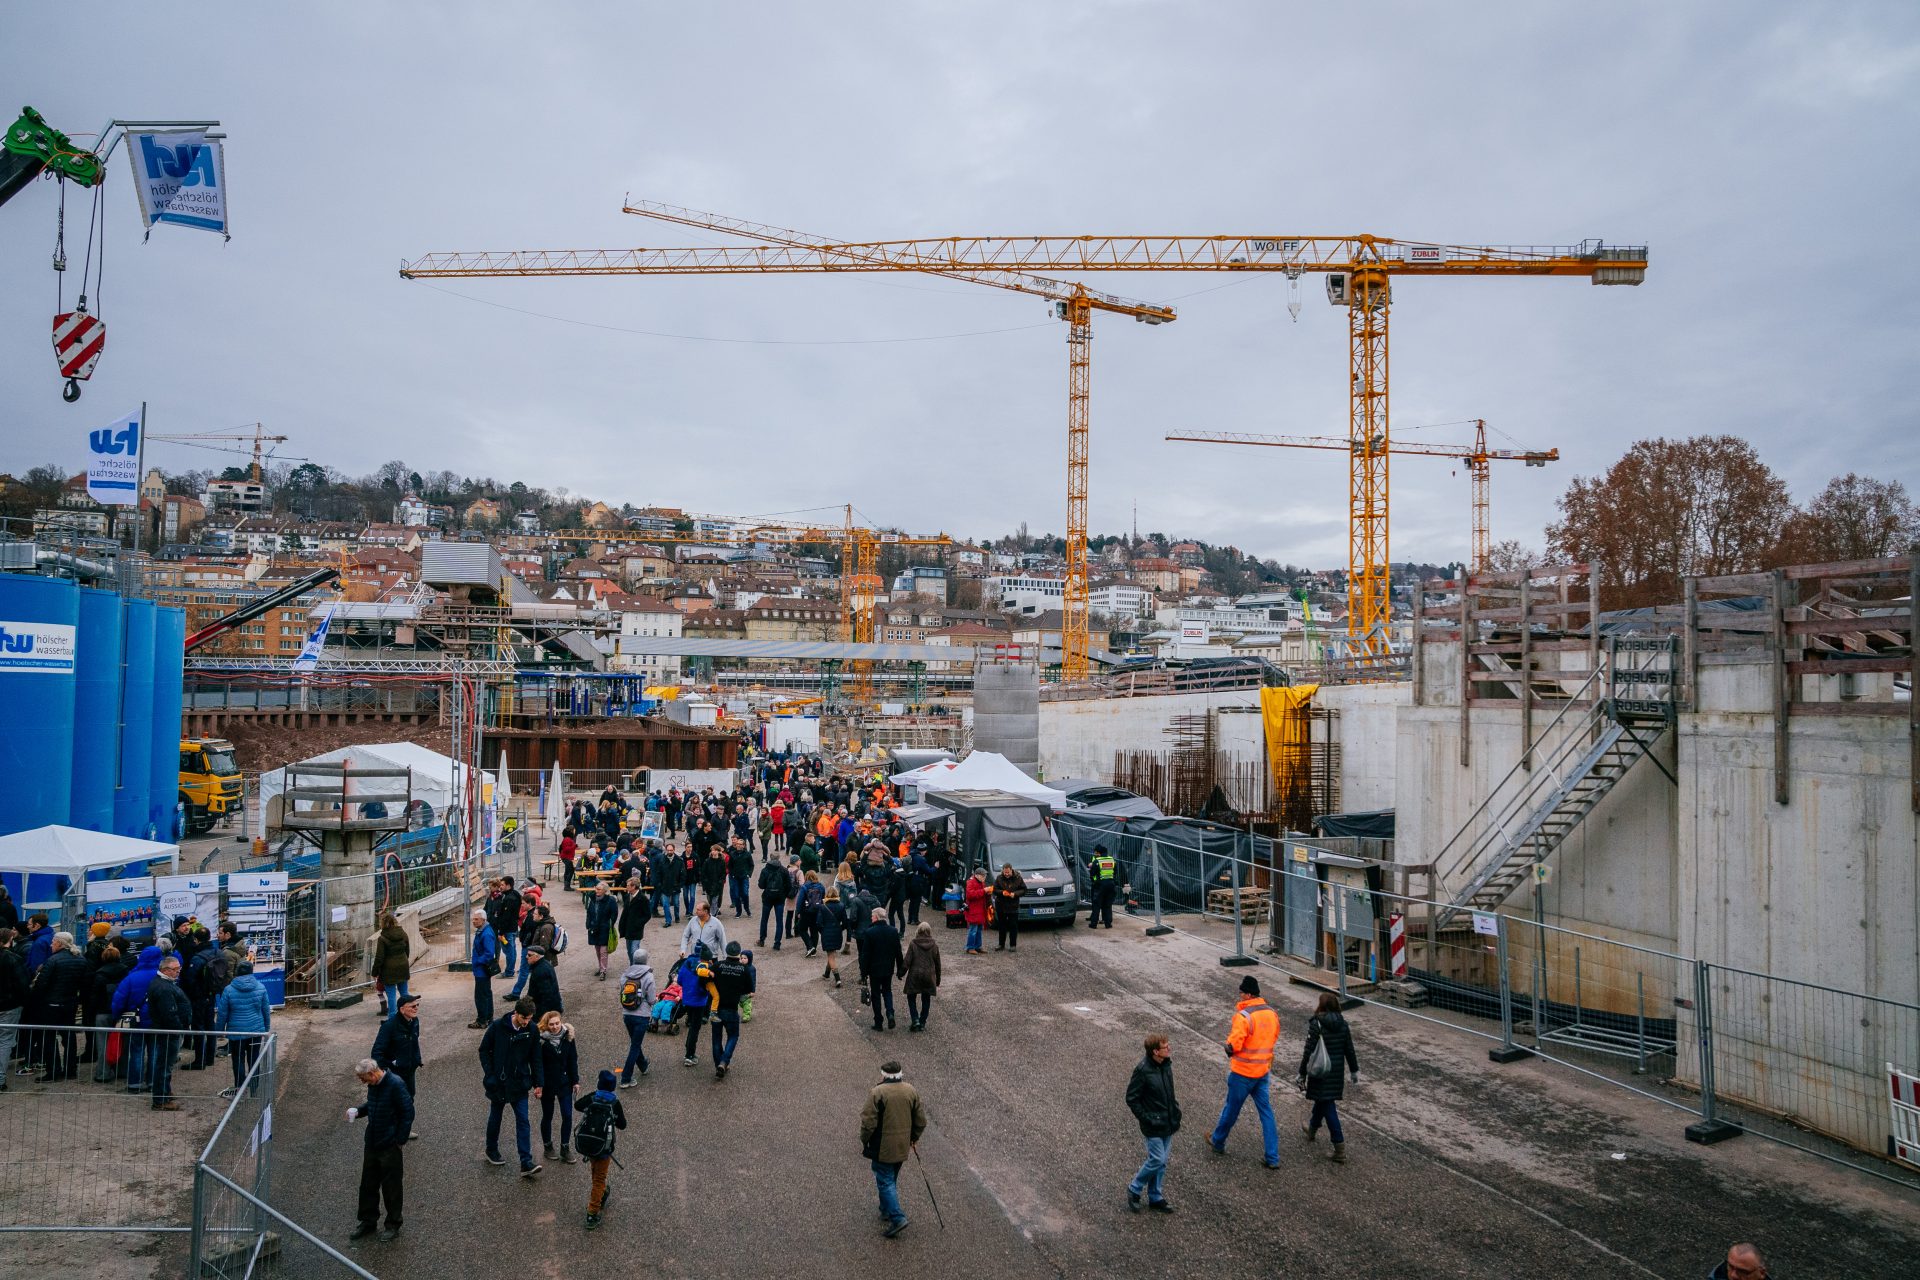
[0,825,179,878]
[258,742,494,828]
[889,751,1068,809]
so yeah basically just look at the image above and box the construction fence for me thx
[1056,817,1920,1191]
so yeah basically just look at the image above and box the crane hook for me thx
[63,377,82,402]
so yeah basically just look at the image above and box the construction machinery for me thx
[401,202,1178,682]
[1167,420,1557,576]
[178,737,242,835]
[183,566,339,652]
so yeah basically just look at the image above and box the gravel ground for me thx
[245,891,1920,1279]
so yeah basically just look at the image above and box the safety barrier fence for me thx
[1056,829,1920,1191]
[283,833,530,1004]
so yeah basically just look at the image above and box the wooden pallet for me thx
[1207,889,1271,923]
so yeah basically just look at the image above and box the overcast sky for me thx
[4,3,1916,569]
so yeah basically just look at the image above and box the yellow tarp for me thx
[644,686,682,701]
[1261,684,1318,809]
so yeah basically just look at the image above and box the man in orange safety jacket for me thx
[1207,975,1281,1168]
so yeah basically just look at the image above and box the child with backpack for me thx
[575,1069,627,1231]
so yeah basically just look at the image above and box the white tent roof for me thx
[889,751,1067,808]
[258,742,494,822]
[0,826,178,877]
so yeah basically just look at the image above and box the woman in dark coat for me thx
[372,913,412,1016]
[816,887,846,987]
[1296,991,1360,1162]
[618,883,652,962]
[901,922,942,1031]
[992,863,1027,952]
[535,1012,581,1163]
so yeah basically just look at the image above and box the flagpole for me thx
[131,400,148,557]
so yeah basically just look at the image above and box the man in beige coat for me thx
[859,1059,928,1238]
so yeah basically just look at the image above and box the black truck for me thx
[926,788,1077,925]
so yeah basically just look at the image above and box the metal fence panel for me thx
[0,1026,258,1233]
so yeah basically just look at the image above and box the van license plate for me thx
[1031,906,1055,915]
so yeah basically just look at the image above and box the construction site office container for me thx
[68,587,125,832]
[0,573,79,835]
[113,599,156,839]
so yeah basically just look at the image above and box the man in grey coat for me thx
[678,900,727,961]
[859,1059,928,1239]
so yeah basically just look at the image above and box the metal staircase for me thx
[1435,638,1677,928]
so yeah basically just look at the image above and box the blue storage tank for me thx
[114,599,156,839]
[0,573,79,837]
[69,587,125,833]
[149,606,186,840]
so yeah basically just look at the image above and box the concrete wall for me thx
[1318,682,1407,813]
[1038,688,1259,783]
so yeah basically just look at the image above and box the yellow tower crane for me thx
[400,202,1177,681]
[147,422,289,484]
[1166,420,1557,577]
[403,226,1642,658]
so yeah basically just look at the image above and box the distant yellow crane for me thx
[401,201,1177,682]
[147,422,288,484]
[1166,420,1557,576]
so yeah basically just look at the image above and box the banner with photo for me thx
[86,876,157,943]
[155,874,222,939]
[226,871,288,1006]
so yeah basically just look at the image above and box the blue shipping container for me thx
[150,606,186,839]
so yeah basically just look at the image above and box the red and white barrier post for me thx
[1388,912,1407,977]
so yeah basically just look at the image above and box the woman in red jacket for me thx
[962,867,990,955]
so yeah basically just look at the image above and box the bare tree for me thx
[1780,473,1920,564]
[1546,435,1793,608]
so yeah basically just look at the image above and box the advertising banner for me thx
[226,871,288,1006]
[155,873,222,938]
[85,410,142,505]
[291,601,334,672]
[126,130,228,236]
[0,619,76,674]
[86,876,157,943]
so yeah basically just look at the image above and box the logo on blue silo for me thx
[0,626,35,655]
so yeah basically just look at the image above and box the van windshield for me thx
[993,841,1064,873]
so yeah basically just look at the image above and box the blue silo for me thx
[68,587,125,833]
[0,573,79,837]
[113,599,156,839]
[149,606,186,840]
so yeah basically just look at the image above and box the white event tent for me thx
[0,825,179,878]
[258,742,494,826]
[889,751,1067,809]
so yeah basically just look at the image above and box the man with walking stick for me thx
[859,1059,928,1239]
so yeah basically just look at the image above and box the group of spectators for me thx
[0,884,271,1109]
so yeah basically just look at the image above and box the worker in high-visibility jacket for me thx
[1084,844,1119,929]
[1207,975,1282,1168]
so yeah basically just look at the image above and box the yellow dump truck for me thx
[179,738,243,836]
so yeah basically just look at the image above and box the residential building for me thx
[465,497,504,527]
[161,494,206,542]
[1130,557,1182,593]
[1011,611,1064,653]
[745,597,841,643]
[204,479,266,512]
[610,594,683,681]
[619,547,675,585]
[990,573,1066,616]
[513,510,541,533]
[667,586,716,614]
[1088,581,1153,620]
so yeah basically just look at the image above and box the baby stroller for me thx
[651,980,685,1035]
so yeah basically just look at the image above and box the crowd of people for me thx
[0,885,271,1110]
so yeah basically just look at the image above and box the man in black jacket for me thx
[479,997,542,1176]
[859,910,905,1032]
[146,954,194,1111]
[1125,1032,1181,1214]
[0,928,25,1092]
[524,947,563,1020]
[28,931,86,1081]
[346,1057,414,1242]
[708,942,757,1080]
[490,880,523,980]
[756,856,791,949]
[372,992,424,1113]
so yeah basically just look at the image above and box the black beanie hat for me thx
[1239,975,1261,996]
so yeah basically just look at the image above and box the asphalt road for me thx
[260,891,1920,1279]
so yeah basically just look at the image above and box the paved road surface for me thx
[261,890,1920,1279]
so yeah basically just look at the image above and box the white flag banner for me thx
[291,601,335,672]
[126,130,229,236]
[85,410,142,505]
